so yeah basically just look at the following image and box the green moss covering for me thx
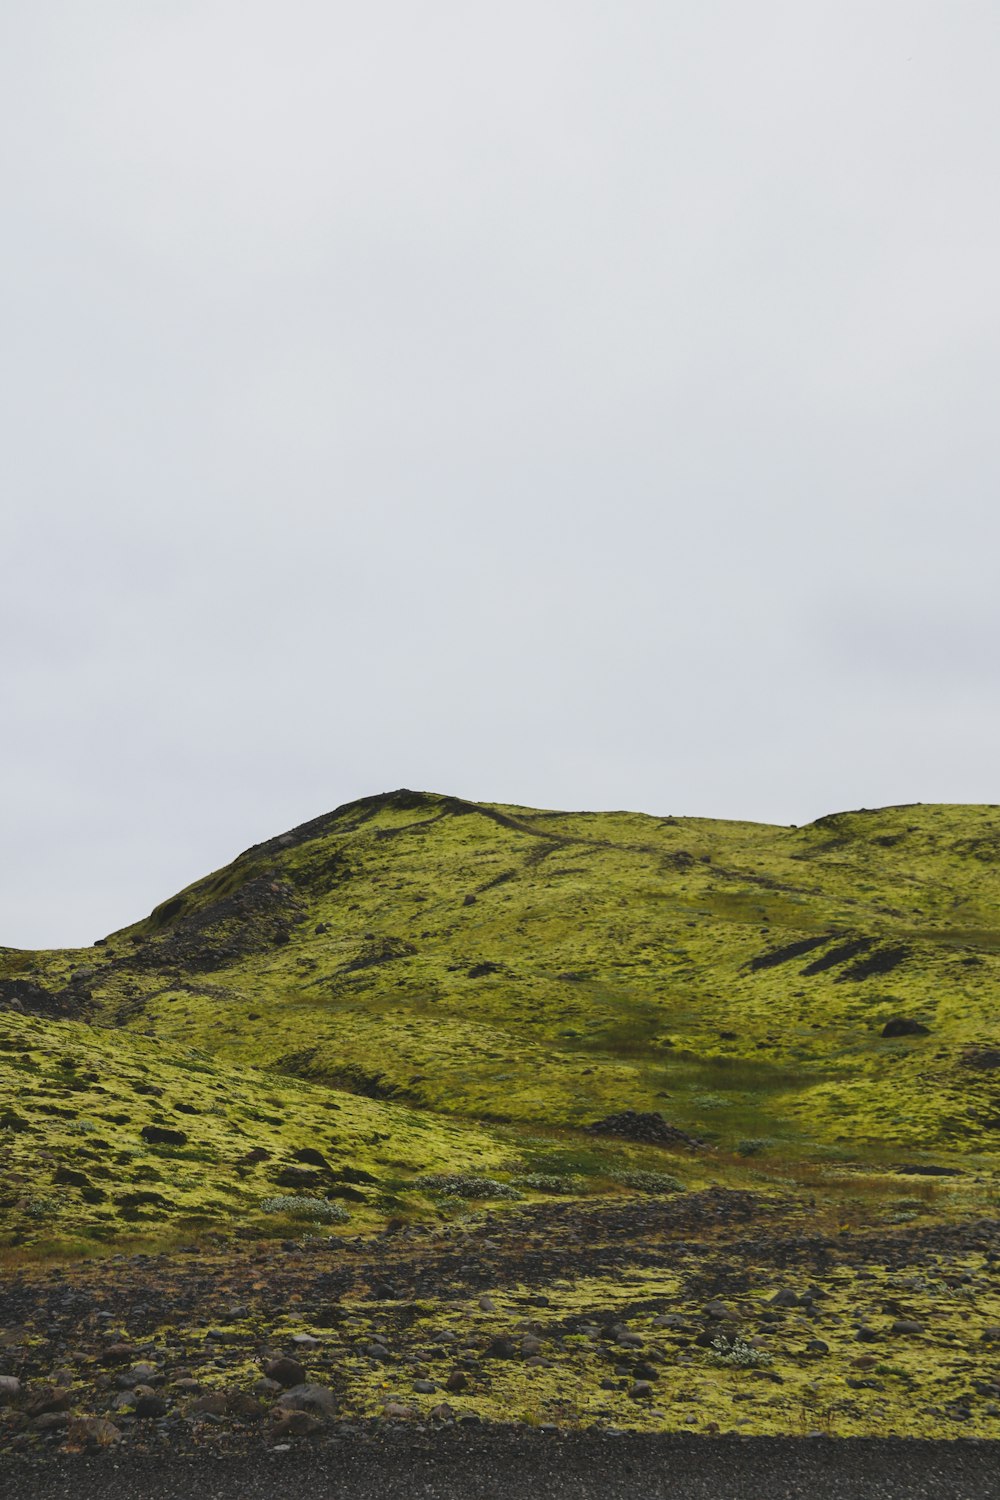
[3,789,1000,1250]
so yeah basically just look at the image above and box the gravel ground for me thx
[4,1433,999,1500]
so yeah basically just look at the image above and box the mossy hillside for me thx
[0,1009,516,1252]
[85,793,1000,1157]
[4,790,1000,1254]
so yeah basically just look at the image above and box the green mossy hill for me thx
[3,789,1000,1249]
[0,1008,514,1253]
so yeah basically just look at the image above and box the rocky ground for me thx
[3,1191,1000,1459]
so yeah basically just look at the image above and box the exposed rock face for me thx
[0,978,90,1018]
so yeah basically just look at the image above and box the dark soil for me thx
[6,1431,1000,1500]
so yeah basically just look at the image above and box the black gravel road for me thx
[4,1433,999,1500]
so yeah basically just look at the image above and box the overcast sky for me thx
[3,2,999,948]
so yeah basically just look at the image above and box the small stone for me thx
[629,1380,654,1400]
[270,1411,322,1439]
[445,1371,469,1392]
[132,1388,167,1419]
[483,1335,518,1359]
[695,1327,735,1348]
[383,1401,413,1419]
[226,1391,266,1422]
[190,1393,229,1417]
[881,1017,930,1037]
[413,1380,437,1394]
[770,1289,799,1308]
[100,1343,135,1365]
[115,1365,155,1390]
[64,1417,122,1452]
[855,1326,881,1343]
[805,1339,830,1355]
[32,1412,69,1432]
[274,1382,338,1420]
[264,1356,306,1387]
[891,1319,924,1335]
[704,1300,739,1322]
[25,1386,71,1418]
[0,1376,21,1403]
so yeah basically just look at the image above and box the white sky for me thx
[3,2,999,947]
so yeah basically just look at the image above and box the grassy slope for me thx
[2,789,1000,1251]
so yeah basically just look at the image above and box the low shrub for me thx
[513,1173,584,1195]
[259,1195,349,1223]
[708,1335,772,1368]
[417,1174,521,1200]
[22,1195,60,1221]
[736,1137,774,1157]
[610,1170,683,1194]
